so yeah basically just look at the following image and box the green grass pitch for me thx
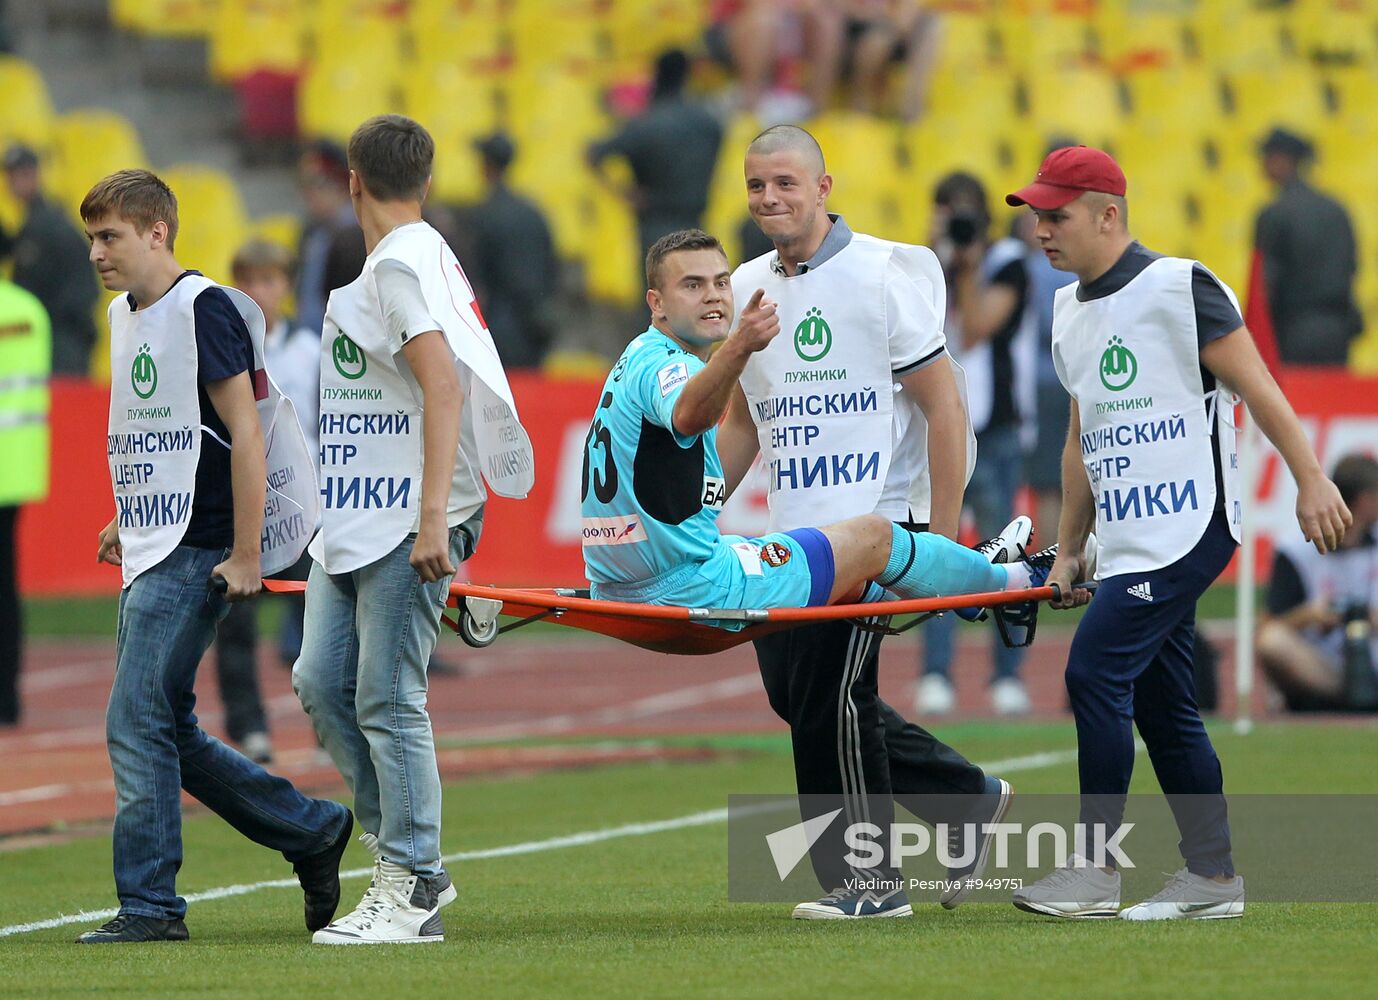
[2,720,1374,998]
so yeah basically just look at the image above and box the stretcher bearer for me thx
[293,116,533,945]
[716,126,1015,919]
[80,169,349,944]
[1006,146,1350,921]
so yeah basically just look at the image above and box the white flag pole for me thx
[1234,409,1257,736]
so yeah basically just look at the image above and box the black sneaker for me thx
[294,808,354,932]
[75,914,189,944]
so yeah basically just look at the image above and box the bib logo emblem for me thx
[794,307,832,362]
[1099,335,1138,392]
[332,331,367,380]
[130,343,158,399]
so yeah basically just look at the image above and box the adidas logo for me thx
[1127,582,1154,602]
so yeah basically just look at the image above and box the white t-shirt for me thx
[372,257,485,528]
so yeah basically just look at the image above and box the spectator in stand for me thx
[465,132,558,369]
[917,172,1038,717]
[1258,454,1378,713]
[1253,127,1362,365]
[842,0,941,121]
[295,140,366,336]
[705,1,844,118]
[587,49,724,269]
[0,144,100,375]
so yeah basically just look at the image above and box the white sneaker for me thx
[990,677,1031,716]
[359,832,458,909]
[1013,854,1121,919]
[312,861,446,944]
[1119,869,1245,921]
[916,673,955,715]
[973,516,1033,566]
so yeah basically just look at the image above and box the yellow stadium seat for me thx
[992,12,1096,73]
[159,165,250,284]
[509,8,605,72]
[583,189,640,304]
[408,4,507,69]
[926,69,1018,125]
[1226,66,1328,137]
[403,64,502,205]
[0,57,55,155]
[1309,119,1378,203]
[931,12,996,72]
[1094,5,1192,70]
[247,213,301,256]
[1123,65,1225,137]
[298,56,401,144]
[603,0,708,63]
[1324,66,1378,134]
[51,109,149,222]
[1024,66,1126,144]
[703,113,764,266]
[1289,0,1378,64]
[1192,2,1291,71]
[111,0,217,37]
[210,0,307,81]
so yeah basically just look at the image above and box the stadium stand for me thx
[22,0,1374,370]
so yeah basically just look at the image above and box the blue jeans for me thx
[293,520,477,877]
[108,545,349,920]
[922,423,1026,683]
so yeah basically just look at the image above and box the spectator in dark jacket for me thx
[0,144,99,375]
[587,49,724,266]
[1253,127,1362,365]
[464,133,558,369]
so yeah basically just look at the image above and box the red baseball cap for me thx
[1005,145,1127,210]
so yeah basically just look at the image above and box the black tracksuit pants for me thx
[754,616,987,891]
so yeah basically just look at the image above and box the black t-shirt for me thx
[129,272,254,549]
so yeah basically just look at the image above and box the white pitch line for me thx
[0,744,1102,939]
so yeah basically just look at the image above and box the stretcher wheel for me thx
[458,597,502,648]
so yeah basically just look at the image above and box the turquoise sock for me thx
[876,523,1007,599]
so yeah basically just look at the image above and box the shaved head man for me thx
[719,125,1019,921]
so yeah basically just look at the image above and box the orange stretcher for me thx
[260,579,1062,656]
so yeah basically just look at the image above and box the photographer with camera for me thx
[1258,453,1378,712]
[916,171,1039,716]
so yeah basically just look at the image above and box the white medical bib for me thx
[734,236,975,529]
[310,223,533,574]
[107,274,319,586]
[1052,255,1241,579]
